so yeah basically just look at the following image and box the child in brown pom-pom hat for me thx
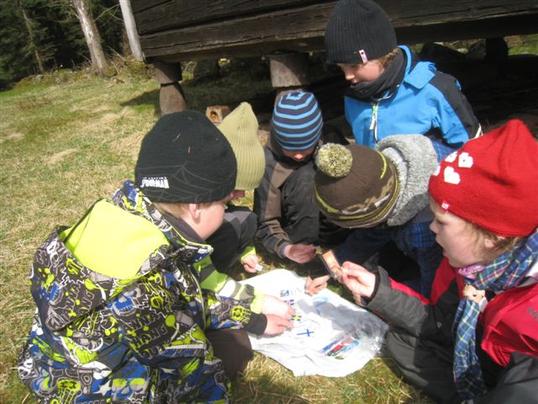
[312,131,454,297]
[18,111,292,403]
[338,120,538,402]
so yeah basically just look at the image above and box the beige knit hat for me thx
[218,102,265,190]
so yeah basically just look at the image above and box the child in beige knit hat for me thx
[208,102,266,274]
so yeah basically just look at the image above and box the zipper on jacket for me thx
[369,102,379,143]
[190,269,207,329]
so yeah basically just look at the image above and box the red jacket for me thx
[366,258,538,367]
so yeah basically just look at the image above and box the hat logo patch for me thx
[443,166,461,185]
[458,152,473,168]
[140,176,170,189]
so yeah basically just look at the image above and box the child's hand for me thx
[305,275,330,295]
[241,254,259,273]
[341,262,376,303]
[263,314,293,336]
[262,295,294,318]
[283,243,316,263]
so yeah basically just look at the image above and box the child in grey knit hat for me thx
[311,135,454,297]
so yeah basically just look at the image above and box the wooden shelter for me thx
[126,0,538,113]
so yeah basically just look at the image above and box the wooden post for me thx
[268,53,310,101]
[119,0,143,61]
[153,60,187,116]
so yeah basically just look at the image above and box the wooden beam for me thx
[140,3,331,59]
[132,0,320,35]
[153,61,187,115]
[139,1,538,61]
[132,0,538,34]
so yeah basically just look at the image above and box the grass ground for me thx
[0,62,426,404]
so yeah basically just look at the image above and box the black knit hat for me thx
[325,0,397,64]
[314,143,399,228]
[135,110,237,203]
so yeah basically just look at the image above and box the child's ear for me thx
[483,235,504,250]
[187,203,202,222]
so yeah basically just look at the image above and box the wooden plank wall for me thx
[132,0,322,35]
[130,0,538,61]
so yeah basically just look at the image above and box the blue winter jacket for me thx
[345,46,481,148]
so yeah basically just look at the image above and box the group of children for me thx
[18,0,536,402]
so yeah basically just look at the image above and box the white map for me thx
[242,269,388,377]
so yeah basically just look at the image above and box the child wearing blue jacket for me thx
[322,0,482,294]
[325,0,481,148]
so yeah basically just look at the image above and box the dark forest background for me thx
[0,0,125,88]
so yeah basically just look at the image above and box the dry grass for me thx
[0,65,428,403]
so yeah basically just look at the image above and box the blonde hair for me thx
[153,202,189,219]
[469,223,522,262]
[154,200,223,220]
[378,47,400,68]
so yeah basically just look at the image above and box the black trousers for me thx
[385,329,538,403]
[385,330,460,403]
[206,328,254,380]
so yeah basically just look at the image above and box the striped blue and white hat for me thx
[271,91,323,151]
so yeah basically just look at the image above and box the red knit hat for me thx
[429,119,538,237]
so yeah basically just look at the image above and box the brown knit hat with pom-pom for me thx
[314,143,399,228]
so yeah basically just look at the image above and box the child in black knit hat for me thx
[323,0,482,292]
[325,0,481,148]
[18,111,292,403]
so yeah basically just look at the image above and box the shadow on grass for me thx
[120,89,160,115]
[119,67,276,119]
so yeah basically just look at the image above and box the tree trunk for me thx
[17,0,45,74]
[119,0,143,61]
[71,0,107,74]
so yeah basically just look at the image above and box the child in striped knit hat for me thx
[254,90,347,265]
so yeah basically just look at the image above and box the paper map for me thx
[242,269,388,377]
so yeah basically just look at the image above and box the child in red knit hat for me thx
[337,119,537,402]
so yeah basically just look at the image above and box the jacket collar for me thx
[112,180,213,261]
[400,45,436,90]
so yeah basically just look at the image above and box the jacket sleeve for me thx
[477,352,538,404]
[253,150,292,257]
[115,285,265,370]
[364,261,460,342]
[203,289,267,335]
[194,255,265,314]
[430,71,482,146]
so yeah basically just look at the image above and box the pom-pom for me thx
[315,143,353,178]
